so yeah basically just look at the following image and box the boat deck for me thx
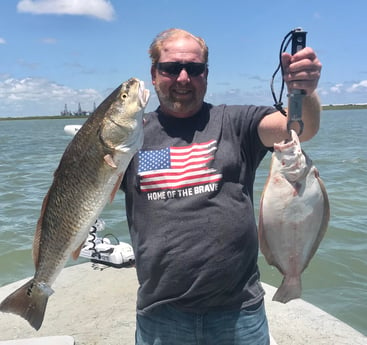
[0,263,365,344]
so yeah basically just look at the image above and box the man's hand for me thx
[258,48,322,147]
[281,47,322,95]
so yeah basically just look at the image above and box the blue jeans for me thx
[136,300,270,345]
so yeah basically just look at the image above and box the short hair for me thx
[149,28,209,66]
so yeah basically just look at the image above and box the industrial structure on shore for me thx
[60,102,96,116]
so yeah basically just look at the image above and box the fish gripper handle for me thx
[287,89,306,135]
[287,28,307,136]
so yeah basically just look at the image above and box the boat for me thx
[63,124,82,136]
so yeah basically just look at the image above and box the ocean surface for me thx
[0,110,366,336]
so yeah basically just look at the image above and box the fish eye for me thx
[121,93,128,99]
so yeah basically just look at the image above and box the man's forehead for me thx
[160,37,204,60]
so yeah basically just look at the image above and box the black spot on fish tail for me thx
[0,279,52,330]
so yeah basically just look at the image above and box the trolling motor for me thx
[271,28,307,135]
[79,218,135,268]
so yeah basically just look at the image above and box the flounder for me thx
[259,130,330,303]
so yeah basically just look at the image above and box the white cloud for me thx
[317,80,367,105]
[322,81,367,96]
[330,83,343,93]
[17,0,116,21]
[347,80,367,92]
[0,38,6,44]
[0,76,103,117]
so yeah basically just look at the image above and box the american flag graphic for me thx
[138,140,222,192]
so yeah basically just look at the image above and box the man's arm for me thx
[258,47,322,147]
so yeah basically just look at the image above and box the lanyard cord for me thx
[270,29,297,116]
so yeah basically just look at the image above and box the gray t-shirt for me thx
[122,102,273,314]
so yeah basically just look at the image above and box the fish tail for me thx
[272,276,302,303]
[0,279,53,330]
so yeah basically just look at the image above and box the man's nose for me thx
[176,68,190,83]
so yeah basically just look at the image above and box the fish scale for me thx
[0,78,150,330]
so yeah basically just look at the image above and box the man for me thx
[122,28,322,345]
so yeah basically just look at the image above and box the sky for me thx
[0,0,366,117]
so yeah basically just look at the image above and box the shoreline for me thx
[0,115,89,121]
[1,104,366,121]
[0,263,365,345]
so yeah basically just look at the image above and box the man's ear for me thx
[151,65,157,85]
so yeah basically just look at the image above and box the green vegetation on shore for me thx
[322,104,367,111]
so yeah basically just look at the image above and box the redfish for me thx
[0,78,149,329]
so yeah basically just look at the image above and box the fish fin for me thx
[71,242,84,260]
[304,174,330,266]
[33,221,42,267]
[104,154,117,168]
[273,276,302,303]
[72,230,92,260]
[109,173,124,203]
[314,176,330,243]
[33,191,51,267]
[0,279,53,330]
[258,197,276,265]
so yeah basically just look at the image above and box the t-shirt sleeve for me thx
[223,104,275,169]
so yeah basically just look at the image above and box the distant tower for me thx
[61,104,69,116]
[78,103,82,116]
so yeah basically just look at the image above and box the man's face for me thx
[151,37,208,118]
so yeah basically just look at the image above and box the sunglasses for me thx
[156,62,207,77]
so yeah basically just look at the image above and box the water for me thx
[0,111,366,336]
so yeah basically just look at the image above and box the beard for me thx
[154,81,207,117]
